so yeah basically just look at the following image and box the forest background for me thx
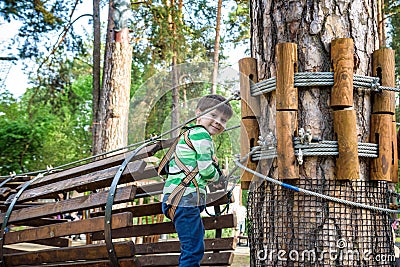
[0,0,399,179]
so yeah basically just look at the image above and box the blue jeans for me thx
[162,193,206,267]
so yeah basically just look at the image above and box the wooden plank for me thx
[91,214,237,240]
[4,241,135,266]
[30,237,70,247]
[135,237,236,255]
[24,258,140,267]
[7,160,146,204]
[0,186,137,224]
[4,212,133,245]
[19,138,174,190]
[138,251,234,266]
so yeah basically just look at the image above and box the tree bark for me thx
[249,0,393,266]
[92,0,101,156]
[211,0,223,94]
[95,0,132,155]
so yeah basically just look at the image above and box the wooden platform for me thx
[0,139,237,266]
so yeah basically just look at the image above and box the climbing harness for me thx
[157,127,201,220]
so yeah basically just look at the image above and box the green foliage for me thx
[225,0,250,48]
[0,67,92,175]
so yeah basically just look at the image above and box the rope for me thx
[251,140,379,161]
[250,72,397,96]
[0,91,241,179]
[235,148,400,214]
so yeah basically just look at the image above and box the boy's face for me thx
[196,109,230,136]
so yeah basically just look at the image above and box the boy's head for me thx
[195,94,233,136]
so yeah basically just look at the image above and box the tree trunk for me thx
[249,1,394,266]
[168,0,180,138]
[95,0,132,155]
[92,0,101,156]
[211,0,223,94]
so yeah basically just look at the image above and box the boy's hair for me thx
[196,94,233,119]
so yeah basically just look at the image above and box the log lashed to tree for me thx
[248,1,394,266]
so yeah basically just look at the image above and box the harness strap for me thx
[158,129,201,220]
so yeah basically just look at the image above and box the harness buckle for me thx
[180,180,191,187]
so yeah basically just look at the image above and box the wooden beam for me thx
[4,212,133,245]
[7,161,146,204]
[276,42,298,111]
[91,214,237,240]
[0,186,137,224]
[330,38,354,108]
[4,241,135,266]
[333,109,359,180]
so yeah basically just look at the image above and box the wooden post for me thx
[275,43,299,180]
[239,57,261,118]
[370,114,392,181]
[276,111,298,179]
[330,38,354,108]
[392,117,398,183]
[239,57,260,189]
[276,43,298,110]
[333,110,359,180]
[372,48,395,114]
[371,48,397,182]
[330,38,359,181]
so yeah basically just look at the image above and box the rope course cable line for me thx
[249,72,396,96]
[235,148,400,214]
[0,91,241,178]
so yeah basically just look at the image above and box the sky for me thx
[0,2,248,98]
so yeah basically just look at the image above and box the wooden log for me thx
[138,251,234,266]
[0,186,137,224]
[370,114,392,181]
[91,214,237,240]
[330,38,354,108]
[276,42,298,111]
[333,109,359,180]
[134,237,236,255]
[20,138,174,190]
[372,48,395,114]
[4,241,136,266]
[7,160,146,204]
[276,111,299,179]
[240,118,260,189]
[239,57,260,118]
[4,212,133,245]
[392,119,398,183]
[22,258,141,267]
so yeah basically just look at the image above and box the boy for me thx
[161,94,233,267]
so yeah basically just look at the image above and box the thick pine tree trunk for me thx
[249,1,394,266]
[94,0,132,155]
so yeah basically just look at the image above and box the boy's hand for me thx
[212,155,218,164]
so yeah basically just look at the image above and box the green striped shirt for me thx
[162,126,221,197]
